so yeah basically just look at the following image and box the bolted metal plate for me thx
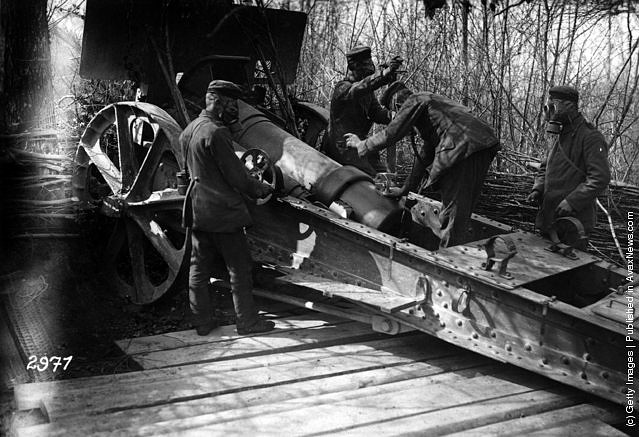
[433,231,598,289]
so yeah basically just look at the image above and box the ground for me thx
[0,230,204,434]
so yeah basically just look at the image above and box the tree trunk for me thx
[0,0,54,134]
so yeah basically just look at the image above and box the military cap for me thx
[549,85,579,103]
[207,80,242,98]
[346,45,372,63]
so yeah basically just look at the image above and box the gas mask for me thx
[214,96,239,126]
[350,59,376,79]
[543,99,572,134]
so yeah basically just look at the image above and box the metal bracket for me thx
[545,217,586,260]
[539,296,557,346]
[481,235,517,279]
[452,277,471,314]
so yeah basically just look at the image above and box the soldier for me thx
[324,45,403,176]
[180,80,275,336]
[527,85,610,239]
[345,82,500,248]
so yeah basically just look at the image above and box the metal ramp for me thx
[276,271,424,314]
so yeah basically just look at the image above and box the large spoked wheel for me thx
[73,102,189,304]
[240,148,278,205]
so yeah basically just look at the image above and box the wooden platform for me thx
[11,305,628,436]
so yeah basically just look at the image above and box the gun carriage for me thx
[74,0,635,406]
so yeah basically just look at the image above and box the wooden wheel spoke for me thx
[115,105,139,191]
[129,213,182,273]
[81,143,123,195]
[124,219,156,301]
[127,132,170,201]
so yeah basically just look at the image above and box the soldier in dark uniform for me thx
[180,80,275,336]
[345,82,500,248]
[324,46,403,176]
[527,85,610,239]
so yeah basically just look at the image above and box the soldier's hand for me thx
[257,183,274,199]
[555,199,575,217]
[381,186,406,198]
[526,190,541,205]
[344,133,368,157]
[388,55,404,72]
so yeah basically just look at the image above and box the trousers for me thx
[435,145,499,248]
[188,229,258,327]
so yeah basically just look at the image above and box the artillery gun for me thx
[75,0,635,406]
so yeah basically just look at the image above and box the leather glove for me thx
[555,199,575,217]
[257,183,274,199]
[388,55,404,72]
[526,190,541,205]
[380,186,406,198]
[381,56,403,82]
[344,133,368,157]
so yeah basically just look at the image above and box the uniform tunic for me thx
[532,114,610,235]
[364,92,500,247]
[180,110,265,232]
[325,73,392,175]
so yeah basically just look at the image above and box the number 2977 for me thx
[26,356,73,372]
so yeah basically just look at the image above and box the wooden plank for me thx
[100,366,553,436]
[524,418,630,437]
[343,390,582,436]
[277,272,422,313]
[16,334,436,410]
[445,403,624,437]
[129,319,382,369]
[16,334,457,418]
[116,312,346,356]
[14,352,493,436]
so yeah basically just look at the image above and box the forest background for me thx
[44,0,639,185]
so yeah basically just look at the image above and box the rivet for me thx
[601,372,609,379]
[490,331,497,338]
[409,308,415,315]
[443,303,449,309]
[561,356,570,365]
[440,321,446,328]
[583,353,591,362]
[456,320,463,327]
[580,372,587,380]
[505,344,512,352]
[525,344,532,352]
[541,357,549,365]
[472,333,479,339]
[437,290,443,297]
[442,281,448,287]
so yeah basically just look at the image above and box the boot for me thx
[236,316,275,335]
[195,318,219,336]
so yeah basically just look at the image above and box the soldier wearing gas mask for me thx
[180,80,275,336]
[345,82,500,248]
[527,86,610,239]
[323,45,403,176]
